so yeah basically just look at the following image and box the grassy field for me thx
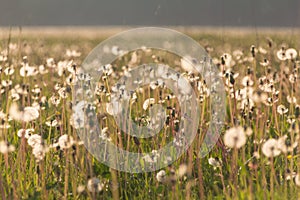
[0,27,300,199]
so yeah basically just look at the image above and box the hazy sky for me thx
[0,0,300,27]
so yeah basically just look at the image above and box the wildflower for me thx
[277,105,288,115]
[258,46,267,54]
[224,126,247,149]
[0,54,7,62]
[67,64,77,74]
[46,58,56,68]
[32,102,41,111]
[156,170,166,182]
[181,56,198,72]
[150,79,164,90]
[253,151,260,159]
[17,128,34,139]
[66,49,81,57]
[9,103,39,122]
[287,117,296,125]
[111,46,121,56]
[285,170,296,181]
[14,84,29,95]
[288,74,297,84]
[4,67,14,75]
[27,134,42,147]
[250,45,257,57]
[87,177,104,193]
[240,99,254,111]
[262,139,281,157]
[244,127,253,136]
[0,110,6,119]
[287,95,297,104]
[285,48,297,59]
[208,157,221,169]
[267,37,273,48]
[10,89,20,101]
[31,85,42,95]
[39,65,48,74]
[130,92,138,104]
[232,49,243,60]
[58,134,74,149]
[259,58,269,67]
[277,135,298,153]
[143,98,155,110]
[223,69,239,87]
[57,60,72,76]
[49,95,61,106]
[71,101,88,129]
[173,135,185,147]
[235,87,253,101]
[98,64,113,76]
[177,164,188,178]
[20,64,37,77]
[0,141,15,154]
[221,53,233,68]
[1,80,12,87]
[32,144,48,162]
[177,76,192,95]
[77,185,85,193]
[277,48,287,61]
[241,76,254,87]
[143,150,160,163]
[45,119,58,127]
[70,113,85,129]
[129,51,138,65]
[58,87,68,99]
[0,120,10,129]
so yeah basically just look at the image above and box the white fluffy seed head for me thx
[262,138,281,158]
[156,170,166,182]
[224,126,247,149]
[87,177,104,193]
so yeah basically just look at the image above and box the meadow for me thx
[0,27,300,199]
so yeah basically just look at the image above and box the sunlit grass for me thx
[0,28,299,199]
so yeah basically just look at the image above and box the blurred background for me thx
[0,0,299,27]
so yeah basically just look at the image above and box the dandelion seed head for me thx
[20,65,37,77]
[58,134,74,150]
[156,170,166,182]
[277,49,287,61]
[46,119,58,127]
[177,164,188,177]
[77,185,85,193]
[32,143,48,162]
[66,49,81,57]
[208,157,221,169]
[180,56,198,72]
[0,141,15,154]
[285,48,297,59]
[224,126,247,149]
[87,177,104,193]
[277,135,298,153]
[143,98,155,110]
[4,67,15,75]
[9,103,39,122]
[262,138,281,157]
[17,128,34,139]
[27,134,42,147]
[277,105,288,115]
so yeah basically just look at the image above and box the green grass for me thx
[0,28,300,199]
